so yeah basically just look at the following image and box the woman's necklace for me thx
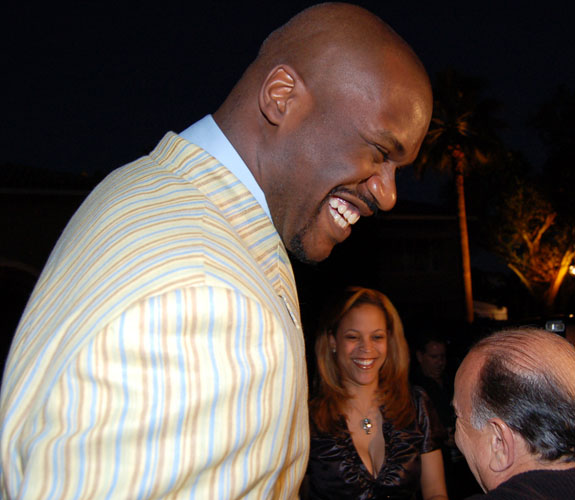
[361,416,373,435]
[348,401,377,435]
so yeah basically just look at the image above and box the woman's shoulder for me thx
[411,383,429,397]
[309,412,347,439]
[410,385,440,429]
[410,384,432,409]
[410,384,447,451]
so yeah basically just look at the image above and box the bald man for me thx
[0,3,432,499]
[453,328,575,499]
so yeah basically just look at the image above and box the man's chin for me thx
[288,234,333,265]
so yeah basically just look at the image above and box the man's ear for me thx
[487,418,515,473]
[259,65,306,125]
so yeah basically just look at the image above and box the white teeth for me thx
[336,216,347,228]
[329,197,360,228]
[354,359,374,367]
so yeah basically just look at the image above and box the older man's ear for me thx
[487,418,516,473]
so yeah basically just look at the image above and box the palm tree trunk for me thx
[544,248,575,312]
[455,159,474,323]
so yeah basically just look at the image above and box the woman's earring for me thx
[332,348,336,353]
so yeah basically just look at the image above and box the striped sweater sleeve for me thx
[7,286,305,499]
[0,135,309,499]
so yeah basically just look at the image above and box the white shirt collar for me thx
[179,115,271,220]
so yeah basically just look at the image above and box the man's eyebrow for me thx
[376,132,405,155]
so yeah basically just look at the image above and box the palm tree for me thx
[413,69,504,323]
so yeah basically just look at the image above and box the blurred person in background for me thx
[411,331,481,498]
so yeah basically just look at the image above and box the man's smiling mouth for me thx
[328,197,360,229]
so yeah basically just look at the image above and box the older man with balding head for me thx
[453,328,575,499]
[0,3,432,499]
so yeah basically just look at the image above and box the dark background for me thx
[4,1,574,188]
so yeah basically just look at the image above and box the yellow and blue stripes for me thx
[0,134,308,499]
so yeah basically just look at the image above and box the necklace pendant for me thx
[362,417,372,435]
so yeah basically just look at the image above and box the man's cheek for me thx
[454,421,464,451]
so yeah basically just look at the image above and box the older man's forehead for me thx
[455,353,483,395]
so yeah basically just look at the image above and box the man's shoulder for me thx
[466,468,575,499]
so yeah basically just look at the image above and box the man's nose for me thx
[366,166,397,211]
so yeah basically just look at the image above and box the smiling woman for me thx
[304,286,449,500]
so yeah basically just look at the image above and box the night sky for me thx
[4,1,574,200]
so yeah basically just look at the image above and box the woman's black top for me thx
[306,386,445,500]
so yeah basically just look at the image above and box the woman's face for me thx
[329,303,388,390]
